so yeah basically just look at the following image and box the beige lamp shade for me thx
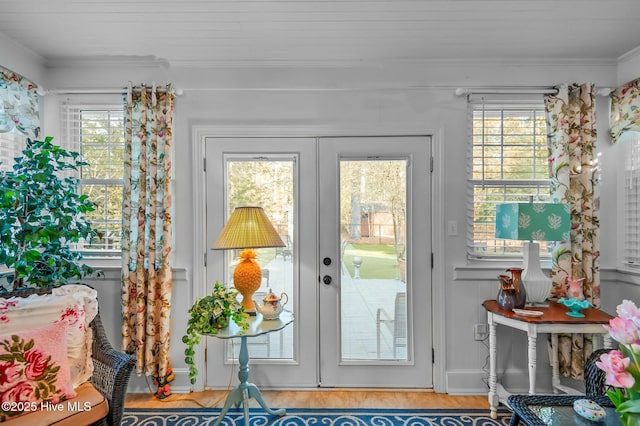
[213,206,285,249]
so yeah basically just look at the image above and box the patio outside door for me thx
[204,135,432,389]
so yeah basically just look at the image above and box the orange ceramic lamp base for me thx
[233,249,262,315]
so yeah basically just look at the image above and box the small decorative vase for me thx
[210,314,230,329]
[507,268,526,308]
[565,277,585,300]
[497,288,519,311]
[497,268,526,310]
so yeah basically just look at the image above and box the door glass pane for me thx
[340,159,408,361]
[225,157,295,360]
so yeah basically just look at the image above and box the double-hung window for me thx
[62,102,124,256]
[0,129,27,171]
[467,98,552,259]
[623,132,640,267]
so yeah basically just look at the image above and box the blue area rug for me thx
[122,407,512,425]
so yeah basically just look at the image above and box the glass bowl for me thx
[558,297,592,318]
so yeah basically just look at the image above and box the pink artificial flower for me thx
[617,299,640,327]
[596,350,636,389]
[604,317,639,346]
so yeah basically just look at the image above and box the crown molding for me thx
[617,44,640,64]
[43,55,620,70]
[165,56,619,69]
[45,55,170,69]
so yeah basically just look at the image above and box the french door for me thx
[204,136,432,388]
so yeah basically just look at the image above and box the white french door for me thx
[205,137,317,388]
[318,136,432,387]
[204,135,432,389]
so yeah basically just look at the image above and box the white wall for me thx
[0,32,45,84]
[3,47,640,395]
[617,47,640,85]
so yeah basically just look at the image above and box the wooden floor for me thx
[125,389,490,410]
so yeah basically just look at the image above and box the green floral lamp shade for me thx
[495,203,570,242]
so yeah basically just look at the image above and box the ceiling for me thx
[2,0,640,67]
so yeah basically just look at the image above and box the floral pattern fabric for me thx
[0,65,40,138]
[544,83,600,379]
[0,288,98,387]
[0,322,76,421]
[121,84,174,398]
[610,78,640,144]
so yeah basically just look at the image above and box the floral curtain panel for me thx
[610,78,640,143]
[544,83,600,379]
[121,83,175,398]
[0,65,40,138]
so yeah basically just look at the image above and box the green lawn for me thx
[343,243,402,279]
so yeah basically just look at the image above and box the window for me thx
[467,100,552,259]
[0,102,28,171]
[624,132,640,267]
[0,130,27,171]
[62,104,124,254]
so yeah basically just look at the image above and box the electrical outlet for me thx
[474,323,488,341]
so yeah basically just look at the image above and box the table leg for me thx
[603,334,612,349]
[213,336,286,426]
[488,316,498,420]
[551,333,560,394]
[527,329,537,395]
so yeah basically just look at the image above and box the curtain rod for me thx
[42,85,612,97]
[42,87,184,96]
[455,86,612,97]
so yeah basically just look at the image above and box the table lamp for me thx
[495,202,570,305]
[213,206,285,314]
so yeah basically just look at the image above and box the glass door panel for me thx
[340,159,408,361]
[224,157,295,360]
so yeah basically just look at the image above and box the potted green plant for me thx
[182,281,250,384]
[0,137,99,290]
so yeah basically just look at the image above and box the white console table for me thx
[482,300,613,419]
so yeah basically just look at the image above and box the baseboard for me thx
[445,368,553,396]
[127,367,193,394]
[131,367,556,396]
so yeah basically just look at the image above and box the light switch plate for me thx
[447,220,458,236]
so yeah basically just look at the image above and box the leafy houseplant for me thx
[182,281,250,384]
[596,299,640,426]
[0,137,99,290]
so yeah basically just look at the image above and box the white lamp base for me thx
[522,241,552,306]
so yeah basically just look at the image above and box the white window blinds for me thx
[467,98,553,259]
[61,101,125,253]
[624,132,640,266]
